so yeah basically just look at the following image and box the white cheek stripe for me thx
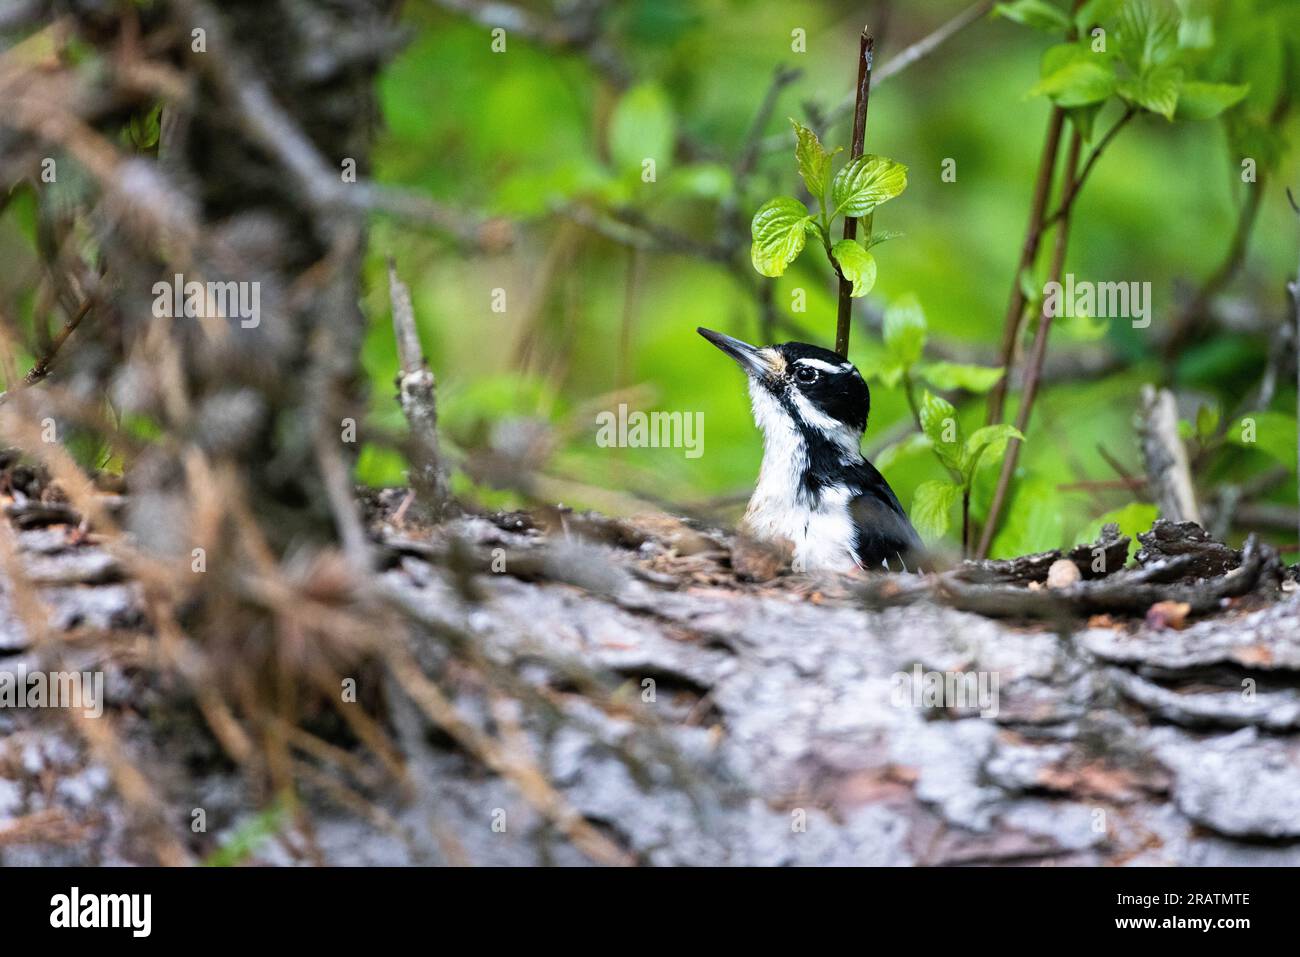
[794,357,851,374]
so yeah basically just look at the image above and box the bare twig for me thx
[976,130,1083,558]
[388,259,453,521]
[1288,186,1300,544]
[1038,105,1137,231]
[984,107,1066,425]
[834,28,873,359]
[0,297,92,405]
[764,1,993,154]
[1137,385,1202,524]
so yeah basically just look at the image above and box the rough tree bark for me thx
[1,498,1295,865]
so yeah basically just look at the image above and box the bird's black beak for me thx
[697,327,771,379]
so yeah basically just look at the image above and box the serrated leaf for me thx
[993,0,1071,32]
[1174,81,1249,121]
[791,119,834,204]
[911,480,962,542]
[831,154,908,217]
[920,390,963,471]
[883,294,926,368]
[609,84,675,174]
[1074,0,1121,32]
[1118,63,1182,120]
[866,229,904,248]
[919,362,1005,394]
[1031,43,1117,107]
[1116,0,1180,73]
[962,424,1023,478]
[830,240,877,297]
[750,197,812,277]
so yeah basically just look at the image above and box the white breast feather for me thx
[742,381,860,573]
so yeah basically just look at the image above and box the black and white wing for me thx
[847,459,924,572]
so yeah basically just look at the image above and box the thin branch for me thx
[1158,176,1265,362]
[388,259,453,521]
[1289,188,1300,545]
[834,28,874,359]
[1096,442,1147,497]
[1136,385,1202,523]
[0,298,92,405]
[838,1,992,111]
[984,106,1066,426]
[734,64,803,183]
[427,0,630,88]
[763,1,993,154]
[1038,105,1137,231]
[976,130,1083,559]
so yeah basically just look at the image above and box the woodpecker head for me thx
[698,327,870,449]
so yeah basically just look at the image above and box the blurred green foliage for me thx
[359,0,1300,559]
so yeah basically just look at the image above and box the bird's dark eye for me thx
[795,366,819,384]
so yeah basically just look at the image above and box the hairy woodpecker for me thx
[698,327,923,573]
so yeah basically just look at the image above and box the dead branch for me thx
[387,259,453,522]
[1138,385,1202,524]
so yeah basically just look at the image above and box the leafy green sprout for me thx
[862,296,1014,554]
[749,120,908,297]
[911,391,1023,550]
[1000,0,1251,136]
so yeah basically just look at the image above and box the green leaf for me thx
[920,390,963,472]
[993,0,1071,32]
[962,424,1023,478]
[1174,81,1250,121]
[830,240,877,297]
[1228,411,1298,467]
[831,154,908,218]
[1032,43,1117,107]
[869,359,907,390]
[1118,63,1182,120]
[750,197,812,277]
[1074,502,1158,553]
[911,480,962,542]
[866,229,904,248]
[203,800,289,867]
[918,361,1005,394]
[1061,306,1109,341]
[608,84,676,174]
[883,294,927,368]
[1074,0,1121,32]
[1116,0,1180,73]
[1195,403,1220,440]
[791,119,836,204]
